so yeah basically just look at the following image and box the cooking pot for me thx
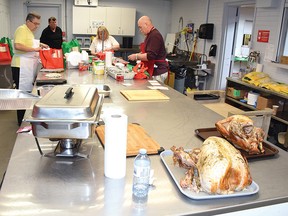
[25,85,103,140]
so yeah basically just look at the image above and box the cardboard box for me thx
[280,56,288,64]
[256,96,274,110]
[164,71,175,88]
[226,87,246,99]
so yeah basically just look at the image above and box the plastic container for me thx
[132,148,151,197]
[93,61,105,75]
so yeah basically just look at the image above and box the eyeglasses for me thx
[29,20,40,26]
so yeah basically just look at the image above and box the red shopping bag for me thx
[0,43,12,62]
[39,48,64,69]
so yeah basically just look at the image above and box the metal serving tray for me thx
[195,127,279,160]
[0,89,39,110]
[160,150,259,200]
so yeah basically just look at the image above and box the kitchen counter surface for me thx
[0,69,288,215]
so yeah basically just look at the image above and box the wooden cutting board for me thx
[95,123,164,157]
[120,90,169,101]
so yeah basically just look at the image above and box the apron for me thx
[19,39,40,91]
[140,42,168,78]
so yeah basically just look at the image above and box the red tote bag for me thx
[0,43,12,62]
[40,48,64,69]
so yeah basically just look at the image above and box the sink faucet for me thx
[199,53,207,65]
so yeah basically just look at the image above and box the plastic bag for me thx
[0,43,11,62]
[39,48,64,69]
[0,37,14,57]
[61,39,81,55]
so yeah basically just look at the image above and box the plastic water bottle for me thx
[132,148,151,197]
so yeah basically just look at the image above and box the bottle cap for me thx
[139,148,147,154]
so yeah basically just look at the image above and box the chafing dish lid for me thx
[31,85,99,120]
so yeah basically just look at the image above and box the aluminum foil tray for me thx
[0,89,39,110]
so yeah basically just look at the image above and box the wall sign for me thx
[91,20,105,29]
[257,30,270,43]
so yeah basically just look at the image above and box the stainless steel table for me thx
[0,69,287,215]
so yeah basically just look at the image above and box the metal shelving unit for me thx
[225,77,288,149]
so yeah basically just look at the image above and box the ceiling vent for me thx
[74,0,98,7]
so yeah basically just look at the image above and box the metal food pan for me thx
[94,84,111,97]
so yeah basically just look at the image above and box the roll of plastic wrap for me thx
[247,92,259,107]
[105,51,113,67]
[256,64,263,72]
[104,113,128,179]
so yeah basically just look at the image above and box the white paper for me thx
[264,43,275,62]
[122,83,133,87]
[148,86,169,90]
[148,80,160,85]
[104,113,128,179]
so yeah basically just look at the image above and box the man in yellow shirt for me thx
[11,12,48,125]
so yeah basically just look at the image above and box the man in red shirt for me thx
[128,16,168,82]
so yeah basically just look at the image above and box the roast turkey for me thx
[197,136,252,194]
[171,136,252,195]
[215,115,265,154]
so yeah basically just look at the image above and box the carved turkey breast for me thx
[197,136,252,194]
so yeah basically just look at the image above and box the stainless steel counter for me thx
[0,69,288,215]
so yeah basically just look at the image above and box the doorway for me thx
[217,2,255,90]
[26,3,62,40]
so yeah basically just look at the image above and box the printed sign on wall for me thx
[257,30,270,43]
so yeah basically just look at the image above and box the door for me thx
[27,5,61,40]
[219,6,238,90]
[217,2,255,90]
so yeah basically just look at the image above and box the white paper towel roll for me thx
[256,64,263,72]
[105,51,113,67]
[104,113,128,179]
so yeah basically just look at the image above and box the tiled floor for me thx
[0,110,18,184]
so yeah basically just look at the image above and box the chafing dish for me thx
[25,85,103,158]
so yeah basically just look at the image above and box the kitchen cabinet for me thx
[225,77,288,149]
[106,7,136,36]
[72,6,135,36]
[72,6,106,34]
